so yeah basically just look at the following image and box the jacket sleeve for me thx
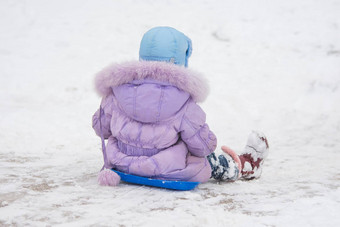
[92,94,113,139]
[179,101,217,157]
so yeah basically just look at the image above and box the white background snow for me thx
[1,0,339,226]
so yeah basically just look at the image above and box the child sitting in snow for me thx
[92,26,269,186]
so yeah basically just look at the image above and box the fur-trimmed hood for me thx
[94,61,209,103]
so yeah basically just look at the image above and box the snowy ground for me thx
[1,0,340,226]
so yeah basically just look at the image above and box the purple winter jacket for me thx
[92,61,217,182]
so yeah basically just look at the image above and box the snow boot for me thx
[208,147,241,181]
[239,131,269,180]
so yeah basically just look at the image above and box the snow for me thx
[0,0,339,226]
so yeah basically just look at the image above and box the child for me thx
[92,26,269,186]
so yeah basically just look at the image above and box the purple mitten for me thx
[98,169,121,186]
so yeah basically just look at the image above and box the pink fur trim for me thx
[221,146,242,179]
[98,169,121,186]
[94,61,210,103]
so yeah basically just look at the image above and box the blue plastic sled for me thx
[111,169,200,191]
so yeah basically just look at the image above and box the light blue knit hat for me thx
[139,26,192,67]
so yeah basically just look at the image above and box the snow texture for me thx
[0,0,339,226]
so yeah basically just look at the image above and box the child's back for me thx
[93,27,269,187]
[93,27,217,183]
